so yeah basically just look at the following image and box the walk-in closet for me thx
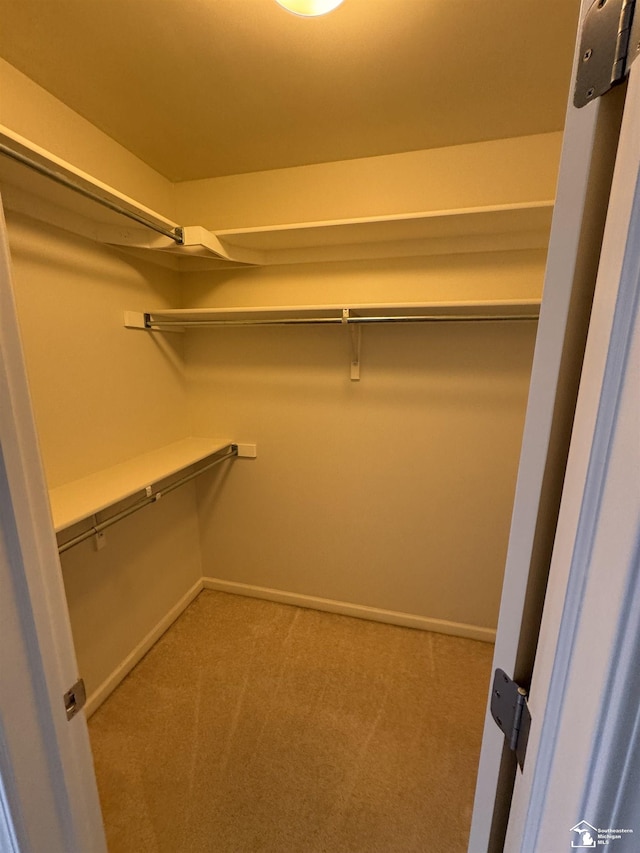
[0,2,582,851]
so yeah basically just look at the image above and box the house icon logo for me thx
[571,820,597,847]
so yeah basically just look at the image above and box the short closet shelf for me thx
[51,438,235,548]
[127,299,542,330]
[125,300,541,381]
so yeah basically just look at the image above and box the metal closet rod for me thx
[57,444,238,555]
[145,314,539,328]
[0,141,184,244]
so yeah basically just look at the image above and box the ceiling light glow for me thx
[275,0,344,16]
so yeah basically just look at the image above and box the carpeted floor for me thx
[88,590,493,852]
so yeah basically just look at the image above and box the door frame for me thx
[0,197,106,852]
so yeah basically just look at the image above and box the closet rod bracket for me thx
[123,312,185,333]
[342,309,361,380]
[350,324,362,381]
[92,515,107,551]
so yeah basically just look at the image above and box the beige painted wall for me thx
[59,486,201,701]
[5,219,544,693]
[7,214,187,486]
[0,58,174,218]
[183,249,543,633]
[181,249,545,308]
[1,55,561,684]
[174,132,563,230]
[173,135,559,635]
[6,212,201,696]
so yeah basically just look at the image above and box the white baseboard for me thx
[85,576,495,717]
[202,577,496,644]
[84,578,204,718]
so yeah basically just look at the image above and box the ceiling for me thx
[0,0,581,182]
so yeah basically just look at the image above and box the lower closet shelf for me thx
[50,437,234,534]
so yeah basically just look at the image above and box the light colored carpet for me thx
[88,590,493,852]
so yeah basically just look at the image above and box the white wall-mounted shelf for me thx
[0,126,257,270]
[50,437,233,533]
[126,299,542,330]
[215,202,554,265]
[125,300,541,381]
[0,125,554,270]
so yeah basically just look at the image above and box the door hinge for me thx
[63,677,86,721]
[490,669,531,770]
[575,0,640,107]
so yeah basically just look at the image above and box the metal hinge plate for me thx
[63,677,86,721]
[490,669,531,770]
[574,0,640,107]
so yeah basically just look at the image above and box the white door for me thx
[0,197,106,851]
[470,1,640,849]
[503,49,640,853]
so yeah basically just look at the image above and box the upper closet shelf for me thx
[49,437,233,534]
[0,125,554,269]
[0,126,257,270]
[214,202,554,265]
